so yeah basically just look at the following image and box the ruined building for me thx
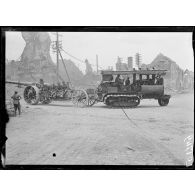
[115,53,193,91]
[145,53,193,91]
[7,32,58,83]
[116,56,133,71]
[85,59,93,75]
[6,32,84,84]
[79,59,100,87]
[183,69,194,89]
[21,32,53,65]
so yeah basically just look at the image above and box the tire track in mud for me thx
[119,107,184,165]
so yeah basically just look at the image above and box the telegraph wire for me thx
[61,48,104,70]
[51,33,104,71]
[61,49,85,64]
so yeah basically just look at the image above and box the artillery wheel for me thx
[158,98,169,106]
[71,89,89,107]
[23,85,40,105]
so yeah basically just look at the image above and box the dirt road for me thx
[5,93,194,165]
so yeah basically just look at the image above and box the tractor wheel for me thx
[158,98,169,106]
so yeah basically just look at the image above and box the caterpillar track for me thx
[103,94,140,108]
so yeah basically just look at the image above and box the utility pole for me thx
[52,32,62,82]
[56,32,59,79]
[96,54,99,73]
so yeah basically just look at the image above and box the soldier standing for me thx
[115,74,123,91]
[11,91,22,116]
[39,78,44,87]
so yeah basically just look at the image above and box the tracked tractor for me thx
[72,69,171,108]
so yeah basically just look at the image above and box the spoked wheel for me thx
[23,85,40,105]
[158,98,169,106]
[88,95,97,106]
[71,89,89,107]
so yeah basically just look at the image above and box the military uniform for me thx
[11,93,21,116]
[115,75,123,91]
[125,78,130,86]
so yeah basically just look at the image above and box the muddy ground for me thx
[5,92,194,165]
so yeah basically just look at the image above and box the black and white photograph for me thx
[1,28,194,167]
[0,0,195,194]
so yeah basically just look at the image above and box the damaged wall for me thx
[6,32,84,84]
[143,53,194,91]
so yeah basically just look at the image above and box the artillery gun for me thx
[71,69,171,108]
[6,69,171,108]
[6,79,72,105]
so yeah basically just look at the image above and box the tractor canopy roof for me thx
[101,69,167,76]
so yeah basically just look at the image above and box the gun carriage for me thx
[6,80,72,105]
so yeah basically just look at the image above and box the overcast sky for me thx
[6,32,194,72]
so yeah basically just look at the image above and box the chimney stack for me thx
[127,57,133,70]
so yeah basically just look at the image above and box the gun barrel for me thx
[6,80,52,87]
[6,80,30,86]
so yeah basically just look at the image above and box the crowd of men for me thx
[113,74,163,87]
[38,79,70,90]
[51,81,70,91]
[37,80,71,101]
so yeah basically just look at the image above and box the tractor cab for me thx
[97,69,170,107]
[100,69,166,92]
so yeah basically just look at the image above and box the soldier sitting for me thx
[109,75,114,82]
[39,78,44,86]
[125,77,130,86]
[57,82,62,90]
[62,81,67,89]
[148,78,155,85]
[156,75,164,85]
[115,74,123,84]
